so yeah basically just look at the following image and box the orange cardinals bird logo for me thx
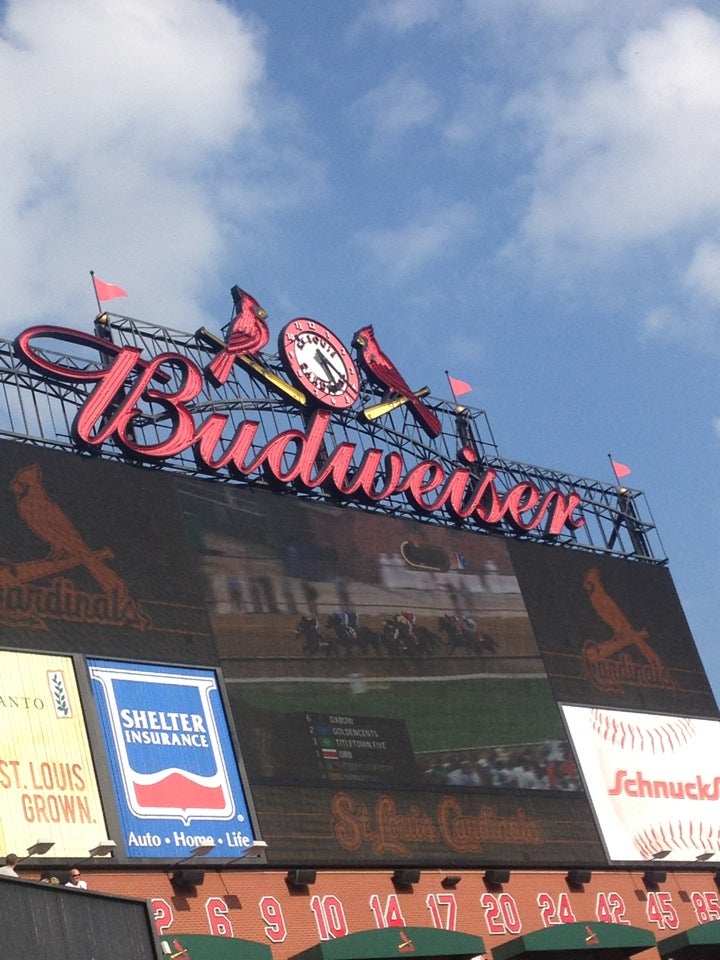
[0,463,149,630]
[582,567,660,666]
[9,463,131,601]
[581,567,674,691]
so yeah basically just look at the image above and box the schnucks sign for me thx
[14,289,584,538]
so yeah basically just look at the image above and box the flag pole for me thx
[89,270,102,315]
[608,454,620,484]
[445,370,457,403]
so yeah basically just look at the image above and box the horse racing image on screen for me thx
[177,478,604,866]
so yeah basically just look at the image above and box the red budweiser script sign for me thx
[14,317,584,537]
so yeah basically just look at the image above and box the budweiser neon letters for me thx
[15,321,584,538]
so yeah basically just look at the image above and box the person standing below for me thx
[65,869,87,889]
[0,853,19,877]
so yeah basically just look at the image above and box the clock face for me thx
[279,318,360,409]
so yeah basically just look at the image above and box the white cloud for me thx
[641,305,686,340]
[0,0,315,334]
[639,234,720,347]
[684,238,720,304]
[355,0,446,33]
[351,69,441,149]
[441,82,498,149]
[356,202,477,280]
[514,8,720,251]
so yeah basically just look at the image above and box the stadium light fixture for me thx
[170,841,216,873]
[190,842,215,857]
[177,842,215,861]
[241,839,268,856]
[484,868,510,885]
[89,840,117,858]
[643,869,667,886]
[18,839,55,861]
[566,869,592,886]
[169,843,215,890]
[392,868,420,886]
[226,840,269,864]
[69,839,118,871]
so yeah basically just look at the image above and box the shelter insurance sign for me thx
[563,705,720,862]
[0,649,107,857]
[88,660,255,859]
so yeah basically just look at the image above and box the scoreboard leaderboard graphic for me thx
[88,660,258,860]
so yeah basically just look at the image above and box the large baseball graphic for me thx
[564,705,720,861]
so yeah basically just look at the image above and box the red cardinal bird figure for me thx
[353,325,441,437]
[207,286,270,385]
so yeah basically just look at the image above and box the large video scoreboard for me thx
[0,438,716,868]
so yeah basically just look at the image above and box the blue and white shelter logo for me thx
[89,660,256,858]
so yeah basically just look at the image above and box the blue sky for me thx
[1,0,719,699]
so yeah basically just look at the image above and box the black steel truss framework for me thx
[0,311,666,563]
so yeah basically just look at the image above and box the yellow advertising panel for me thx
[0,650,107,858]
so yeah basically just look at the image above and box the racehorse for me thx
[325,611,359,655]
[438,614,497,655]
[380,613,441,656]
[414,624,443,654]
[381,616,409,655]
[295,616,335,656]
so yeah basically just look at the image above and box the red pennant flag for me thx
[611,460,631,479]
[447,374,472,397]
[93,276,127,301]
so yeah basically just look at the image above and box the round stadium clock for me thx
[279,318,360,409]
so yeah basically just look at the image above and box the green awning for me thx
[658,919,720,959]
[289,927,485,960]
[159,933,273,960]
[491,922,656,960]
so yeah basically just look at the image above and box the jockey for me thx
[332,610,358,640]
[396,611,418,648]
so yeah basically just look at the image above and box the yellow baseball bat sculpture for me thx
[197,327,307,405]
[361,386,431,422]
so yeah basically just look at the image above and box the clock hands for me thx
[313,348,347,388]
